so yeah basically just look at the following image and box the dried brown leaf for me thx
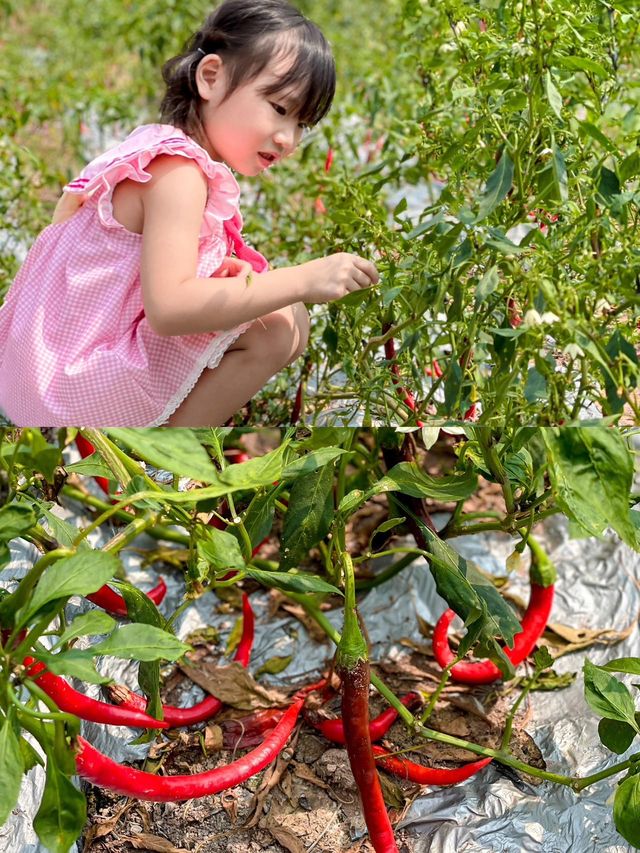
[179,661,288,711]
[545,618,636,656]
[264,822,307,853]
[126,833,190,853]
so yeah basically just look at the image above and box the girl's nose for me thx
[274,123,300,153]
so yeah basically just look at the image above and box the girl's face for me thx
[197,54,307,176]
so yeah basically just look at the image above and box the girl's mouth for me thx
[258,152,278,167]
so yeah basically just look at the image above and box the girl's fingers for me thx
[353,256,379,284]
[213,257,253,279]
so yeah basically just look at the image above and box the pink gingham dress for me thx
[0,124,268,426]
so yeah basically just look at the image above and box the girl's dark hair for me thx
[160,0,336,145]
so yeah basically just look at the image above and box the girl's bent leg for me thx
[166,303,309,426]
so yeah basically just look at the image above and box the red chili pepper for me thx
[109,593,254,727]
[291,362,311,424]
[75,698,303,801]
[324,147,334,173]
[222,707,284,749]
[86,577,167,617]
[75,434,110,495]
[222,677,330,750]
[424,359,444,379]
[432,543,555,684]
[383,333,424,428]
[23,657,168,729]
[336,553,398,852]
[373,746,492,785]
[308,692,421,744]
[463,402,478,421]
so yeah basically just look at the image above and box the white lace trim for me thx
[149,324,251,426]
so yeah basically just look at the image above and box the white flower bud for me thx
[523,309,542,327]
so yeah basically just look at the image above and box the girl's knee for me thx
[240,305,309,369]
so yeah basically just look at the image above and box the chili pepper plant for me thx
[4,1,640,426]
[1,426,640,850]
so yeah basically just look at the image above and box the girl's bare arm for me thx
[51,192,84,224]
[139,156,377,336]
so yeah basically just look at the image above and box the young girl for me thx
[0,0,378,427]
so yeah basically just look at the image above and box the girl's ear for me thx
[195,54,224,102]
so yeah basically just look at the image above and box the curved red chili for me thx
[109,593,254,727]
[372,745,492,785]
[86,577,167,617]
[75,698,303,801]
[432,582,555,684]
[23,657,168,729]
[308,691,421,744]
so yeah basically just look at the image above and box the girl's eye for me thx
[298,122,310,132]
[270,102,287,116]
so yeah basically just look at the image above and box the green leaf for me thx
[598,718,636,754]
[551,137,568,202]
[0,717,24,826]
[199,526,246,573]
[601,658,640,677]
[282,447,347,479]
[117,584,166,724]
[35,649,112,684]
[107,428,218,482]
[280,463,335,570]
[524,367,547,403]
[475,265,500,306]
[598,166,621,206]
[63,457,114,480]
[579,121,619,156]
[545,70,563,119]
[244,566,341,596]
[0,503,37,542]
[556,55,609,78]
[619,151,640,183]
[218,444,288,489]
[583,660,639,730]
[338,489,367,516]
[376,462,478,502]
[484,229,524,255]
[541,429,637,549]
[34,759,86,853]
[19,551,122,623]
[242,494,275,551]
[92,623,191,661]
[394,499,521,651]
[55,610,116,647]
[614,774,640,847]
[474,151,514,222]
[255,655,294,678]
[37,504,92,551]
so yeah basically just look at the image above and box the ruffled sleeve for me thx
[63,124,241,242]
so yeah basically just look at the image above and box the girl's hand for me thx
[52,192,86,224]
[212,256,253,279]
[298,253,379,303]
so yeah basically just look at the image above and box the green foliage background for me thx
[2,1,640,425]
